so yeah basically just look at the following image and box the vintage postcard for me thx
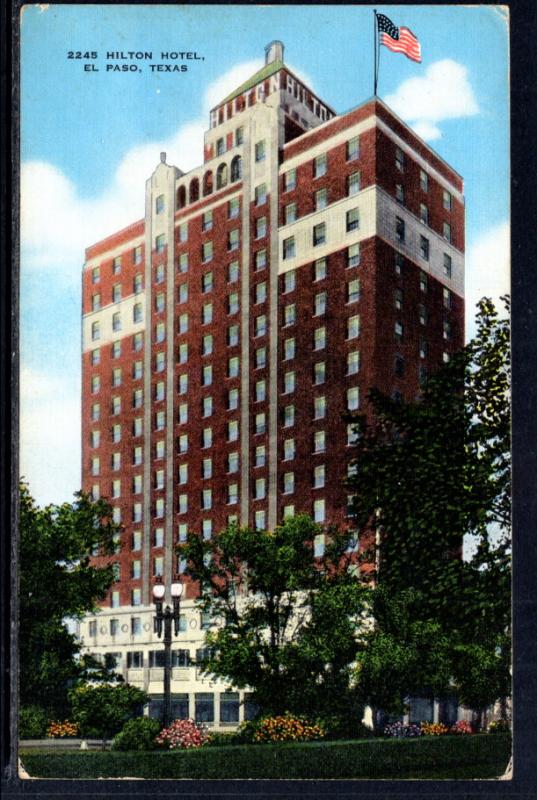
[17,2,511,784]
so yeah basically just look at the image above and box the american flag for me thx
[376,13,422,63]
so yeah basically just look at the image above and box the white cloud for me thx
[385,59,479,141]
[465,221,510,340]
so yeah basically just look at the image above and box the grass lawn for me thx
[20,734,511,780]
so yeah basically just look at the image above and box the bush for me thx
[421,722,449,736]
[316,715,373,741]
[155,718,209,750]
[47,720,79,738]
[488,719,510,734]
[450,720,473,735]
[383,721,422,738]
[69,683,148,740]
[19,705,49,739]
[20,733,512,780]
[253,713,325,744]
[112,717,161,751]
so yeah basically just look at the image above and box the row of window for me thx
[395,147,454,212]
[90,304,143,341]
[282,210,359,260]
[282,172,361,227]
[282,137,360,194]
[90,249,143,285]
[395,215,452,253]
[91,278,143,310]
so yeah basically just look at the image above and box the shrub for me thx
[316,715,373,741]
[488,719,510,734]
[253,713,325,744]
[19,705,49,739]
[383,721,422,738]
[421,722,449,736]
[69,683,148,740]
[112,717,161,751]
[47,720,79,738]
[450,720,473,735]
[155,718,209,750]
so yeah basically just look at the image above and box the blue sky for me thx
[20,4,510,506]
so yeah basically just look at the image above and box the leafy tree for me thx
[69,683,148,743]
[19,483,119,716]
[179,514,368,726]
[348,298,510,725]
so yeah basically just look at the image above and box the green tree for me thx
[69,683,148,744]
[19,483,120,716]
[348,298,510,726]
[179,515,368,726]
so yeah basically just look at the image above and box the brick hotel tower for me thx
[80,41,464,724]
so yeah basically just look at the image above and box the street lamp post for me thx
[152,579,184,729]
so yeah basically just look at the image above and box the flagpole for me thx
[373,9,377,96]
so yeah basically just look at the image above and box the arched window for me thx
[189,178,199,204]
[203,171,213,196]
[216,163,228,190]
[230,156,242,182]
[176,185,186,210]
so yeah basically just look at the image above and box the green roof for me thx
[217,60,284,107]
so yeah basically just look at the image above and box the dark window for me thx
[195,693,214,723]
[220,692,240,723]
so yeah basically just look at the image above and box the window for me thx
[202,210,213,231]
[228,420,239,442]
[228,197,240,219]
[394,288,403,311]
[255,140,266,162]
[254,250,266,272]
[91,348,100,366]
[202,520,212,541]
[202,334,213,356]
[420,235,430,261]
[155,497,165,519]
[255,347,267,368]
[347,386,360,410]
[420,270,428,292]
[420,203,429,225]
[394,321,404,342]
[313,500,326,524]
[90,430,100,448]
[202,365,213,386]
[284,438,295,460]
[178,495,188,515]
[255,183,267,205]
[314,153,327,178]
[347,171,360,196]
[134,244,143,264]
[313,464,325,488]
[315,188,328,210]
[202,272,213,294]
[314,292,326,316]
[228,452,239,474]
[396,216,405,242]
[112,396,121,414]
[313,222,326,246]
[348,243,360,268]
[395,146,405,171]
[155,194,165,214]
[235,126,244,145]
[178,343,188,364]
[91,266,100,284]
[419,365,428,387]
[228,228,240,250]
[178,222,188,242]
[284,405,295,427]
[133,446,142,465]
[284,371,296,394]
[314,395,327,419]
[347,136,360,161]
[202,396,213,418]
[112,368,121,388]
[155,322,165,343]
[283,504,295,520]
[283,472,294,494]
[202,242,213,264]
[347,278,360,303]
[127,651,143,668]
[255,510,266,530]
[202,458,213,480]
[255,217,266,239]
[155,411,165,431]
[202,489,212,510]
[132,474,142,494]
[91,403,100,422]
[227,389,239,413]
[133,360,143,380]
[255,478,266,499]
[255,282,267,305]
[132,530,142,551]
[91,321,100,341]
[314,257,327,281]
[284,337,295,360]
[155,351,165,373]
[283,270,295,294]
[110,618,119,636]
[284,168,296,191]
[91,376,100,394]
[283,236,295,260]
[91,293,101,311]
[112,256,121,274]
[396,183,405,204]
[216,137,225,156]
[443,287,452,309]
[111,452,121,471]
[255,379,266,402]
[419,303,427,326]
[220,692,240,724]
[132,504,142,524]
[178,253,189,273]
[155,440,165,459]
[155,264,165,284]
[177,374,188,395]
[443,351,451,364]
[284,303,296,326]
[420,169,429,192]
[313,361,326,385]
[133,273,143,294]
[132,389,142,409]
[133,332,143,352]
[443,253,452,278]
[254,444,266,467]
[177,432,188,454]
[443,189,452,211]
[228,292,239,314]
[419,338,428,359]
[155,234,165,253]
[443,222,452,242]
[347,314,360,339]
[228,356,240,377]
[131,616,142,635]
[255,412,266,434]
[395,252,404,275]
[228,260,240,282]
[285,202,297,224]
[314,326,326,351]
[91,457,100,477]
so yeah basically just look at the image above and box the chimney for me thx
[160,151,166,164]
[264,40,284,65]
